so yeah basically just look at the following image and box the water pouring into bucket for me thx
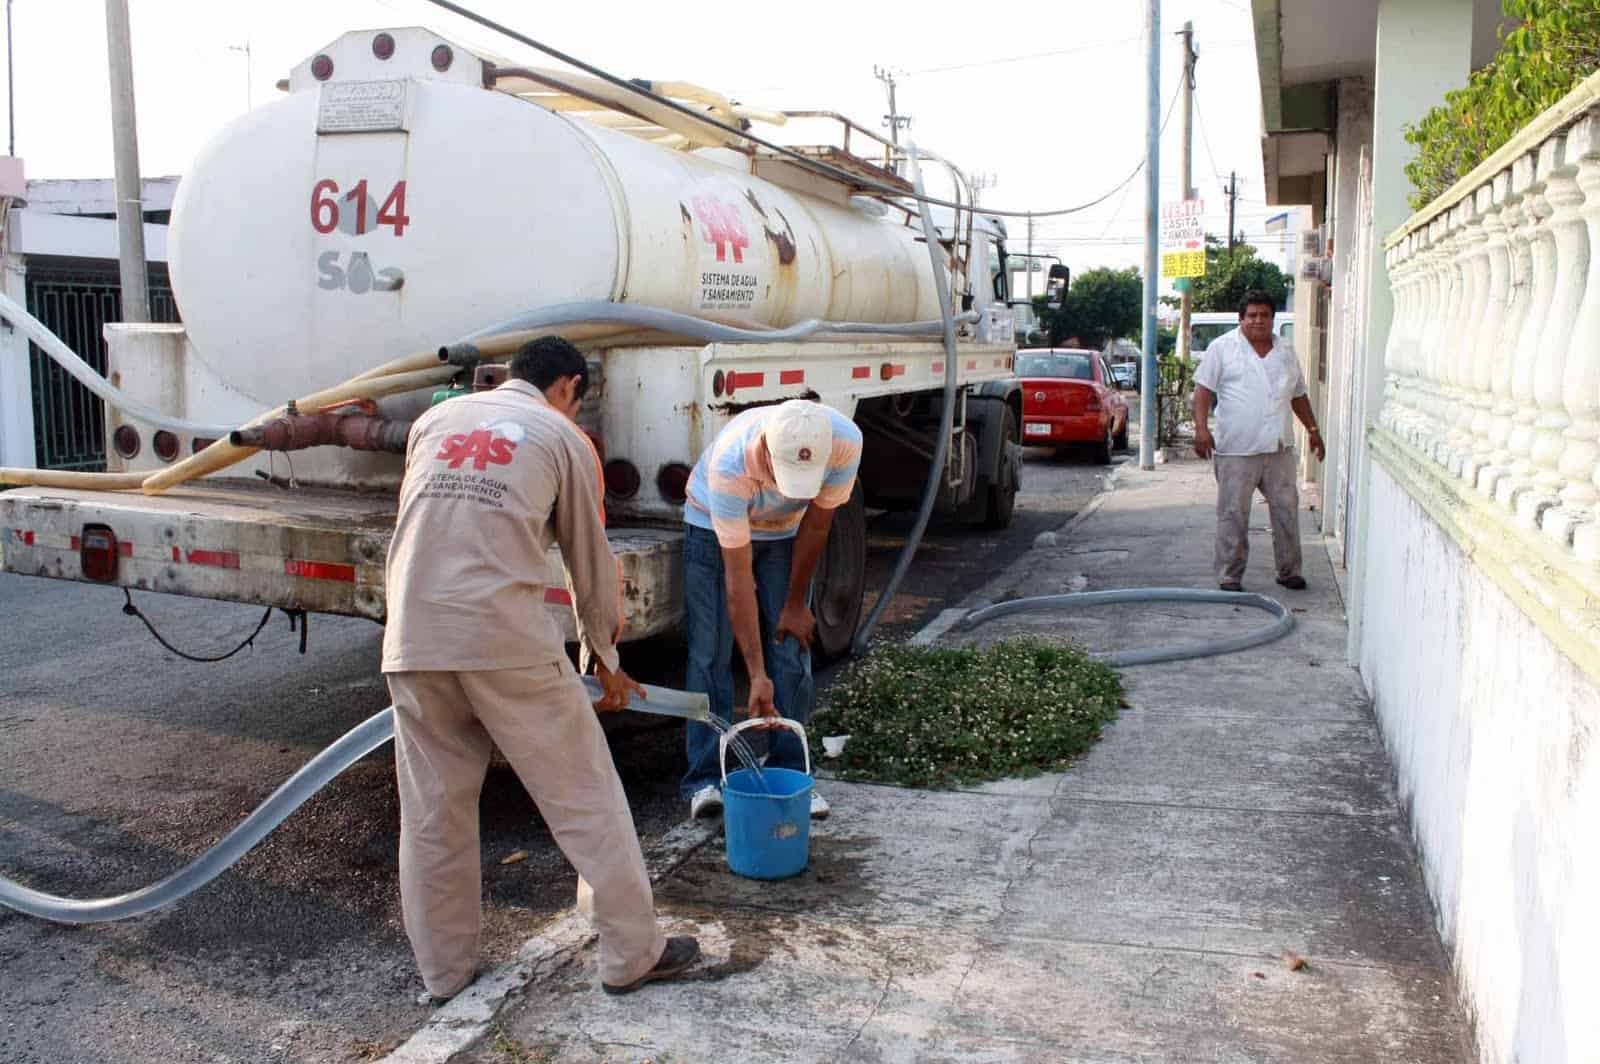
[718,718,813,880]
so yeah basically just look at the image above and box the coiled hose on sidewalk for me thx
[957,587,1295,667]
[0,680,708,924]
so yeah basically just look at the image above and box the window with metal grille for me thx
[25,256,181,471]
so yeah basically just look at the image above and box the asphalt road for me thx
[0,440,1122,1064]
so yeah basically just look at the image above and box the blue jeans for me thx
[680,524,815,799]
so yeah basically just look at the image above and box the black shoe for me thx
[1219,581,1244,592]
[1275,575,1308,590]
[602,936,701,996]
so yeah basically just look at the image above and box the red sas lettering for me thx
[692,195,749,264]
[435,430,517,471]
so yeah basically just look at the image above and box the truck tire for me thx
[980,404,1020,530]
[812,483,866,660]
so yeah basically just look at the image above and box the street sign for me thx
[1161,199,1205,278]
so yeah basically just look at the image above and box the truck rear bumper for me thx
[0,480,683,641]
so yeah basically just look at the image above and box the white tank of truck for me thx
[169,27,945,406]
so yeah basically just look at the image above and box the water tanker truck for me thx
[0,26,1023,659]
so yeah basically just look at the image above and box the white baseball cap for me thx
[765,400,833,500]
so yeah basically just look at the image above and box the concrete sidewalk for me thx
[395,455,1474,1063]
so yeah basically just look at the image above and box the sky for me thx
[0,0,1300,287]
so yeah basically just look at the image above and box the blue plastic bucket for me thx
[719,718,812,880]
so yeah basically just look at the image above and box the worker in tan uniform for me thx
[382,336,698,1003]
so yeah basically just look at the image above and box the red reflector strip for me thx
[779,369,805,385]
[931,361,944,374]
[172,547,180,562]
[994,357,1006,367]
[851,366,871,380]
[122,542,134,557]
[285,559,356,583]
[187,549,241,570]
[966,359,978,370]
[544,587,573,606]
[730,371,765,389]
[69,535,79,549]
[890,364,906,377]
[13,529,33,546]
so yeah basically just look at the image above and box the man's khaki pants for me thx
[1213,448,1302,585]
[386,661,666,996]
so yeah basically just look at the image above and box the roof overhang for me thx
[1253,0,1504,211]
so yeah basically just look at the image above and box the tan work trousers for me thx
[1213,448,1302,585]
[386,662,666,995]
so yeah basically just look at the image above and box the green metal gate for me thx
[26,256,181,471]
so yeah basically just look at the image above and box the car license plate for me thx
[1025,423,1051,437]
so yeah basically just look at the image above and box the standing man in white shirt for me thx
[1191,290,1324,592]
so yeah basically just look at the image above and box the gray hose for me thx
[455,300,978,348]
[849,143,964,658]
[957,587,1295,667]
[0,680,707,924]
[0,289,236,438]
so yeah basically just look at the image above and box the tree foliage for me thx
[1032,266,1143,348]
[1404,0,1600,209]
[1187,235,1289,313]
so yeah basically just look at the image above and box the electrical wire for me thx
[1192,86,1224,180]
[419,0,1177,220]
[904,37,1141,76]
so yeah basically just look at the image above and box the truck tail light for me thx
[112,425,141,459]
[657,462,691,504]
[431,44,453,71]
[372,33,396,60]
[311,54,334,81]
[605,460,641,500]
[152,430,181,462]
[80,524,119,583]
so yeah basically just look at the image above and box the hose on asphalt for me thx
[0,679,707,924]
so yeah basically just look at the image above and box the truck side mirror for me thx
[1045,264,1070,308]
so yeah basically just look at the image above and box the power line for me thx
[418,0,1177,220]
[1191,86,1223,179]
[905,37,1141,76]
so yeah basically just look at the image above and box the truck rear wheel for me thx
[812,483,866,660]
[979,404,1020,530]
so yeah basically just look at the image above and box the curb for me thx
[379,820,718,1064]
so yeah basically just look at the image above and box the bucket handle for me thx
[719,717,810,786]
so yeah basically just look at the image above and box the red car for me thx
[1017,348,1129,463]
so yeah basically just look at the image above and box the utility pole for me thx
[1177,21,1196,366]
[227,42,253,111]
[105,0,150,323]
[874,66,910,171]
[1026,213,1035,302]
[1225,170,1239,256]
[1139,0,1160,471]
[969,171,996,206]
[7,0,15,157]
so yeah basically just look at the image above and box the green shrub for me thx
[811,640,1123,789]
[1405,0,1600,210]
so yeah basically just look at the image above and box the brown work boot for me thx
[601,936,701,996]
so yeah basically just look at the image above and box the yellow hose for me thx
[0,469,147,491]
[11,315,762,497]
[140,365,458,495]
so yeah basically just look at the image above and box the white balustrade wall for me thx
[1365,92,1600,1064]
[1381,112,1600,560]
